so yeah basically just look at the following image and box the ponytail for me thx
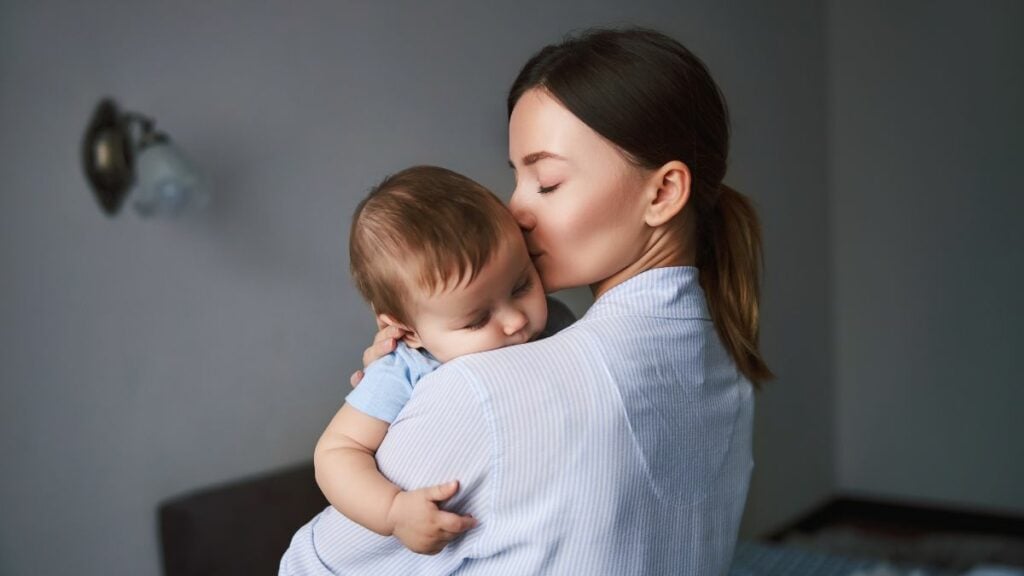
[697,184,774,387]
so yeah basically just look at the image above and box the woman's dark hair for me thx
[508,27,773,387]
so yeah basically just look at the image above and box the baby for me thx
[315,165,564,554]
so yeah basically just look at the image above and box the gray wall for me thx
[0,1,829,574]
[830,0,1024,513]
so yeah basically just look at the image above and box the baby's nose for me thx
[502,308,528,336]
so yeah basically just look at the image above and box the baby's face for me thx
[404,231,548,363]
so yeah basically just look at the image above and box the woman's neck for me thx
[590,222,696,300]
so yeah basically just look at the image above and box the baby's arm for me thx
[314,403,477,554]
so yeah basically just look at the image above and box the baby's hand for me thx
[387,481,477,555]
[350,324,410,388]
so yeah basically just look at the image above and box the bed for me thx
[158,463,1023,576]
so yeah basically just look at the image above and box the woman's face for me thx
[508,89,651,294]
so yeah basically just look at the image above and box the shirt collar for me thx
[583,266,710,321]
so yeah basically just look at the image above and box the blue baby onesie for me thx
[344,341,439,423]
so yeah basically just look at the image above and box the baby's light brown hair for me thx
[349,165,520,326]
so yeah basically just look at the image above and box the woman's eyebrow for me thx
[508,151,566,169]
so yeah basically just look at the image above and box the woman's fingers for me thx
[349,370,364,388]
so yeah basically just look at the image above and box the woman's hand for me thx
[387,481,477,555]
[350,324,410,388]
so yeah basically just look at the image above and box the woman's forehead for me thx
[509,91,579,157]
[509,88,628,171]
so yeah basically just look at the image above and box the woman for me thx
[281,27,770,575]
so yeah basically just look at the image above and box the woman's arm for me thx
[314,403,477,554]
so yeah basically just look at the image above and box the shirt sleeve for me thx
[287,363,493,575]
[376,362,493,538]
[343,353,414,424]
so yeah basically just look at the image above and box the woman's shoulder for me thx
[447,319,596,381]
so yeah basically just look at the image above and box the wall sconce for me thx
[81,98,207,218]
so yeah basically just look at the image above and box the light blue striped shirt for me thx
[281,266,754,575]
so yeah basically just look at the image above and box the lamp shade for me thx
[132,140,207,218]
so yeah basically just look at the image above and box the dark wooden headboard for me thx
[158,462,327,576]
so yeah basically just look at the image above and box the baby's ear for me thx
[402,331,424,350]
[376,313,402,331]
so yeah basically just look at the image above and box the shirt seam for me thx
[449,361,500,561]
[575,329,661,499]
[575,321,731,511]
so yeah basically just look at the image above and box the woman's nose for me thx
[508,192,535,231]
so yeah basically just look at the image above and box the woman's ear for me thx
[376,313,422,348]
[644,160,691,227]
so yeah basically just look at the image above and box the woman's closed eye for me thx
[538,183,559,194]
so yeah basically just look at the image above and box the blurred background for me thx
[1,1,1021,574]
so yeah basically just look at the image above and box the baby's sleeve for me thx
[344,354,415,424]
